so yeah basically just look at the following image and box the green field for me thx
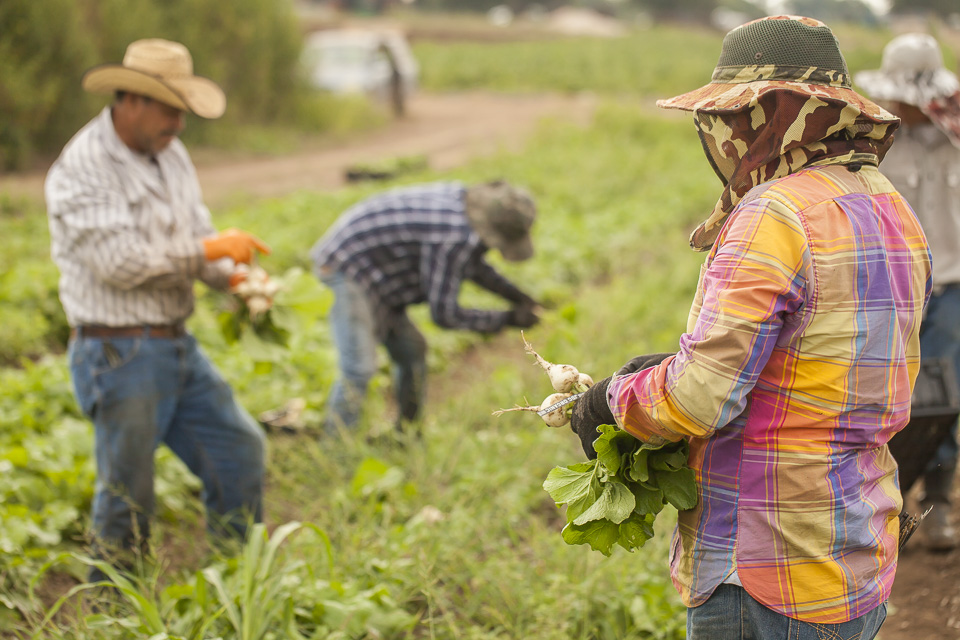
[0,20,915,638]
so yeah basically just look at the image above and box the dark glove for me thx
[506,304,540,328]
[512,291,538,308]
[570,376,614,459]
[616,353,674,377]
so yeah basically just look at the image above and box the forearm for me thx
[430,297,510,332]
[469,262,529,304]
[72,226,207,290]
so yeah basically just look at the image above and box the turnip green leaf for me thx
[543,464,597,505]
[561,520,620,556]
[572,480,635,526]
[656,467,698,510]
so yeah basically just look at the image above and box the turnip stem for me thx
[492,405,541,416]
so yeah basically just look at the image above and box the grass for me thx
[0,101,713,637]
[411,22,911,99]
[6,19,925,636]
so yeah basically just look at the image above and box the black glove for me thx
[512,291,538,308]
[616,353,674,377]
[506,304,539,328]
[570,376,614,459]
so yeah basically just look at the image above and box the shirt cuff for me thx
[607,359,680,445]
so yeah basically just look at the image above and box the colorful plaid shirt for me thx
[607,163,931,623]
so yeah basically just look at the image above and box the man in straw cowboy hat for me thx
[45,39,270,580]
[310,180,540,436]
[856,33,960,553]
[567,16,931,638]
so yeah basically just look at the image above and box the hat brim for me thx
[82,65,226,119]
[498,235,534,262]
[657,80,898,123]
[853,68,960,107]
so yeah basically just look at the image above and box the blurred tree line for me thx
[0,0,305,170]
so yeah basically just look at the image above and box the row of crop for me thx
[1,105,715,636]
[411,23,926,97]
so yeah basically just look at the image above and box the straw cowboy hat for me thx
[82,39,226,119]
[854,33,960,147]
[657,15,894,123]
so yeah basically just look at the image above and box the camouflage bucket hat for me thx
[464,181,536,262]
[657,15,896,124]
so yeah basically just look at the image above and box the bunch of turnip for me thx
[492,333,594,428]
[230,265,280,319]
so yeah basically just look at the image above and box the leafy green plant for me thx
[20,522,416,639]
[544,427,696,556]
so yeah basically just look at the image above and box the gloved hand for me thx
[506,303,540,328]
[512,291,539,308]
[228,265,249,290]
[616,353,674,377]
[202,228,271,264]
[570,376,614,459]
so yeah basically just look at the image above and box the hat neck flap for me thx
[690,90,898,251]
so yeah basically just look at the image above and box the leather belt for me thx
[70,324,187,339]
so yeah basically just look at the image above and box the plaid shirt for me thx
[310,182,528,334]
[608,164,932,623]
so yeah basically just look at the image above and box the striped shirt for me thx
[607,164,932,623]
[45,107,231,327]
[310,182,528,334]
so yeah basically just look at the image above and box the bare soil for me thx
[0,91,597,210]
[883,489,960,639]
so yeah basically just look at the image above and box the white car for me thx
[302,29,419,116]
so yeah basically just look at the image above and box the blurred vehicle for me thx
[302,29,419,117]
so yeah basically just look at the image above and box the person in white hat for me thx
[856,33,960,553]
[44,39,270,580]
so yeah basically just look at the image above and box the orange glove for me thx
[202,229,271,264]
[228,268,248,290]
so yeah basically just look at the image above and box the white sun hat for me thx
[854,33,960,147]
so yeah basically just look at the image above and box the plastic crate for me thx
[888,357,960,495]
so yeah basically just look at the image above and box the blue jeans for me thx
[68,331,265,556]
[320,270,427,432]
[687,585,886,640]
[919,286,960,502]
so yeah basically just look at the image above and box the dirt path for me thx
[882,491,960,639]
[0,91,597,210]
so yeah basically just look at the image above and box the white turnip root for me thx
[231,265,280,319]
[493,392,574,428]
[493,334,596,429]
[538,392,574,427]
[521,332,581,393]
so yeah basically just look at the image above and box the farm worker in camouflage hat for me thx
[856,33,960,553]
[310,180,540,436]
[568,16,931,638]
[45,38,269,582]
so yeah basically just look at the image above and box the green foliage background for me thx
[0,0,384,170]
[0,103,713,637]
